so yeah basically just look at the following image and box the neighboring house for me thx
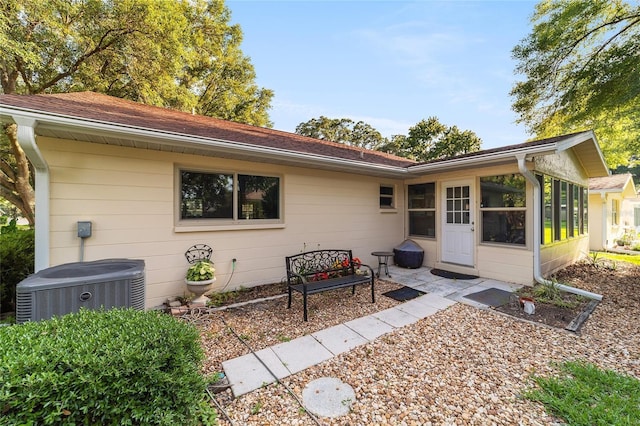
[0,92,609,308]
[588,174,638,250]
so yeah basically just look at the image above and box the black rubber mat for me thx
[463,288,513,307]
[430,269,479,280]
[382,286,426,302]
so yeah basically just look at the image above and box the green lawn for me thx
[594,251,640,266]
[526,361,640,425]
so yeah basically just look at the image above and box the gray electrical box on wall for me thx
[77,221,92,238]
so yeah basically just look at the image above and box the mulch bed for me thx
[494,291,594,330]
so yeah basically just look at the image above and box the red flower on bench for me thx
[312,271,330,281]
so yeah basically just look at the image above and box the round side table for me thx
[371,251,394,278]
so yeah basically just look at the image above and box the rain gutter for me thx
[13,117,49,272]
[0,106,410,178]
[601,193,607,249]
[516,154,602,301]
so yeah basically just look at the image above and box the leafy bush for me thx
[0,308,217,425]
[0,228,34,313]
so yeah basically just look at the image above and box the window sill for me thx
[379,208,398,214]
[175,222,285,232]
[479,241,528,249]
[407,235,436,240]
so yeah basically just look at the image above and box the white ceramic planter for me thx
[185,277,217,305]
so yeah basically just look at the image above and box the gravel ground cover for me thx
[191,261,640,425]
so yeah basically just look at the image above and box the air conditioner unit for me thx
[16,259,145,324]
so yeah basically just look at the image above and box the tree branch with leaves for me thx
[0,0,273,224]
[511,0,640,169]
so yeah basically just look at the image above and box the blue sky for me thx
[227,0,537,150]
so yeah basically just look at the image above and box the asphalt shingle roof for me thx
[0,92,416,168]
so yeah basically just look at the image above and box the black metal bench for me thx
[285,249,375,321]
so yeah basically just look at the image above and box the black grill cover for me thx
[393,239,424,269]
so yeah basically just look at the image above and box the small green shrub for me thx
[0,308,217,425]
[0,228,34,313]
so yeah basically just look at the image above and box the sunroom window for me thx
[180,170,280,221]
[480,174,526,245]
[537,173,587,244]
[408,183,436,238]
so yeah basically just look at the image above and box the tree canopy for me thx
[376,117,482,162]
[295,116,386,149]
[511,0,640,169]
[296,116,482,162]
[1,0,273,224]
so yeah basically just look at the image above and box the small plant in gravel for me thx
[526,360,640,425]
[277,333,291,342]
[207,288,243,306]
[251,401,264,415]
[520,280,585,309]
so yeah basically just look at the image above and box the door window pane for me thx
[445,185,470,224]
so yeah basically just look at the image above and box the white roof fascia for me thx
[406,144,558,174]
[0,106,410,177]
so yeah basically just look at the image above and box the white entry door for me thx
[441,181,475,266]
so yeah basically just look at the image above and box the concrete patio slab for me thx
[396,298,440,318]
[222,347,288,397]
[372,306,420,328]
[271,335,334,375]
[311,324,368,355]
[413,293,457,310]
[344,315,395,340]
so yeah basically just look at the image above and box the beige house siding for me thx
[534,149,590,186]
[540,236,589,275]
[40,137,405,308]
[588,193,606,250]
[476,245,533,285]
[403,162,535,285]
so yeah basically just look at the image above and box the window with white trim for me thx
[180,170,280,222]
[612,199,619,226]
[408,183,436,238]
[379,184,395,209]
[480,174,526,245]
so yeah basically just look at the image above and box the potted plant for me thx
[185,260,216,305]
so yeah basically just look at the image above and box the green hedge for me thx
[0,308,217,425]
[0,228,34,314]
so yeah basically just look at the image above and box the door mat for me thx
[463,288,513,307]
[382,286,426,302]
[430,269,479,280]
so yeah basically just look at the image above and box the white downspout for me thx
[14,117,49,272]
[516,154,602,301]
[600,193,607,250]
